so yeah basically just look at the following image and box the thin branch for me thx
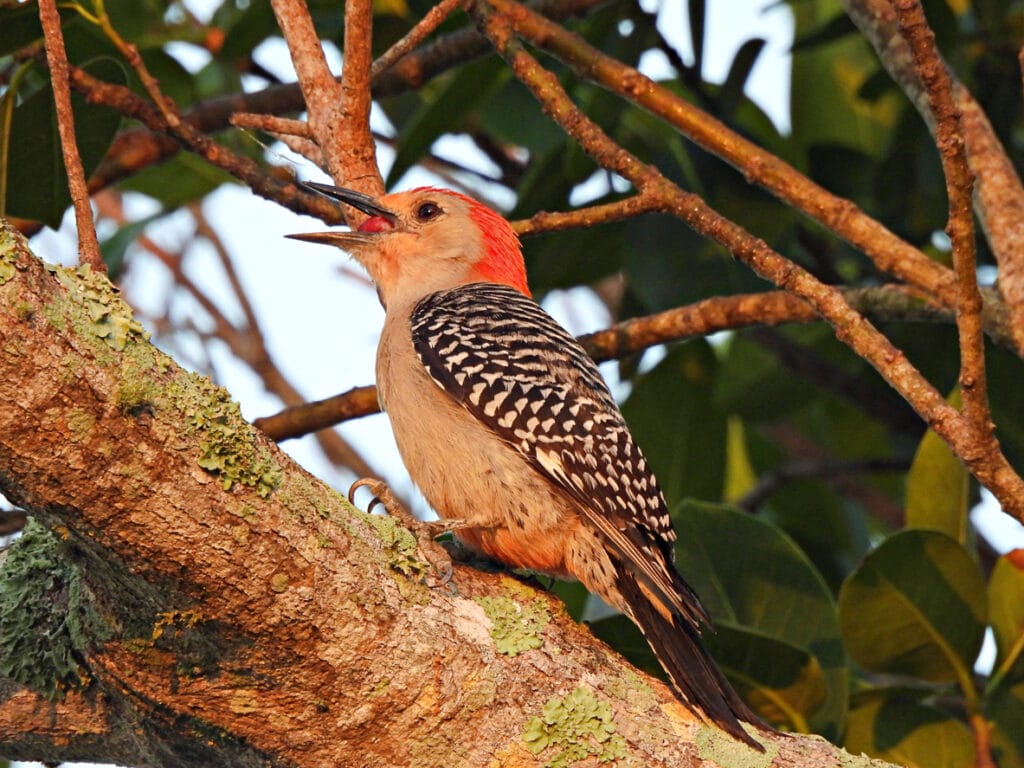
[255,385,381,440]
[513,194,663,236]
[38,0,103,270]
[892,0,991,438]
[372,0,467,79]
[230,112,322,165]
[969,712,997,768]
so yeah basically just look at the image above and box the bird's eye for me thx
[416,202,442,221]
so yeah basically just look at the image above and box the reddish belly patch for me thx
[457,525,573,579]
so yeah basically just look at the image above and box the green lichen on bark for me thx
[0,218,22,284]
[166,371,281,498]
[476,592,550,656]
[45,263,148,351]
[522,686,627,767]
[359,511,431,600]
[0,519,109,698]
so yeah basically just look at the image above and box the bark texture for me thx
[0,220,891,767]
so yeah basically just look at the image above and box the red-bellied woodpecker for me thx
[289,183,765,749]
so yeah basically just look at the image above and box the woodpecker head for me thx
[288,183,530,308]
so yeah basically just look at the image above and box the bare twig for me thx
[230,112,322,165]
[372,0,467,79]
[255,385,381,441]
[892,0,991,438]
[38,0,103,270]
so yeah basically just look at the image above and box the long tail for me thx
[615,566,766,751]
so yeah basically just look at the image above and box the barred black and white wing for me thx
[410,283,703,625]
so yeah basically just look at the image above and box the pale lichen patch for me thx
[165,371,281,498]
[522,686,628,767]
[45,263,148,351]
[476,593,549,656]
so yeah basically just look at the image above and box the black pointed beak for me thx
[287,182,399,247]
[299,182,398,225]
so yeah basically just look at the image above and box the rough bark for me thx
[0,221,892,767]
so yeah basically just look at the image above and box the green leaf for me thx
[838,530,985,686]
[989,680,1024,768]
[477,78,564,154]
[673,500,845,737]
[723,417,757,503]
[988,550,1024,688]
[719,38,766,119]
[905,388,967,543]
[713,332,819,421]
[385,57,507,188]
[789,1,902,156]
[120,151,235,207]
[2,58,125,226]
[707,624,827,734]
[845,696,975,767]
[621,343,726,503]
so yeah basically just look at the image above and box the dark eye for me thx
[416,202,442,221]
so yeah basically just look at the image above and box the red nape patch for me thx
[467,202,530,296]
[358,216,394,233]
[408,187,530,296]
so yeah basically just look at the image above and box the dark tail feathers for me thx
[616,567,767,751]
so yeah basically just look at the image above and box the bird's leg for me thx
[348,478,462,587]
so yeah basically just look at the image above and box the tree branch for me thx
[892,0,992,455]
[38,0,102,270]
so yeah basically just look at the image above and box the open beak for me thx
[286,182,398,247]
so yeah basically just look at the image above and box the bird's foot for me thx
[348,478,461,588]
